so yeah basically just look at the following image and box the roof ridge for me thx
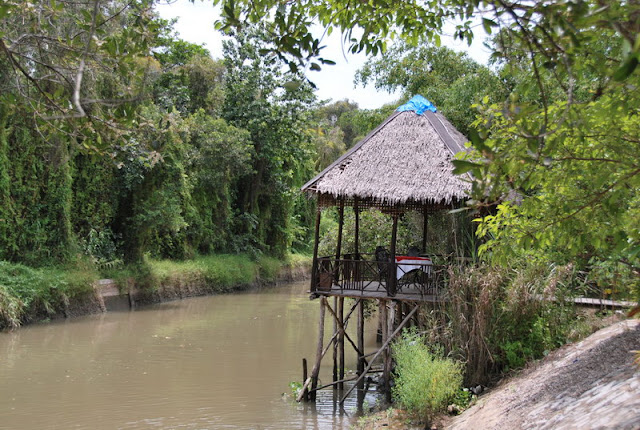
[424,111,463,157]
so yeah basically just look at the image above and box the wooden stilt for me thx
[333,296,338,386]
[340,304,420,405]
[325,299,368,363]
[357,297,365,390]
[377,300,384,343]
[338,296,345,390]
[383,300,396,402]
[310,296,327,401]
[380,300,388,383]
[302,358,309,401]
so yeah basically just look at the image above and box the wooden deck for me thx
[312,281,443,303]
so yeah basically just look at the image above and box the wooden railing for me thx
[312,254,447,299]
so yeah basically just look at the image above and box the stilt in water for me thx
[338,296,345,390]
[309,296,327,401]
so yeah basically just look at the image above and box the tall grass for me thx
[0,261,97,329]
[420,262,583,385]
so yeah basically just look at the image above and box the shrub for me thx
[392,329,463,424]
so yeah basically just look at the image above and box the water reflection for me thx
[0,282,379,429]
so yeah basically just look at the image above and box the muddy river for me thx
[0,281,380,429]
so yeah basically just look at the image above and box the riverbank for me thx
[353,314,638,430]
[0,254,311,330]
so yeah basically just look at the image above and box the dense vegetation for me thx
[210,0,640,423]
[1,3,639,424]
[0,1,398,328]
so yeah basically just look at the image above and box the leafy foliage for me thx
[222,25,316,257]
[392,329,463,424]
[356,43,508,136]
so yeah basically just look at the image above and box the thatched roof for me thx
[302,104,471,211]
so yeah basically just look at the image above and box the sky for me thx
[155,0,491,109]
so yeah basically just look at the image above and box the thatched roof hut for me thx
[302,96,470,213]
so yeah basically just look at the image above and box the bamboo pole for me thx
[296,377,313,402]
[339,304,420,405]
[311,375,358,392]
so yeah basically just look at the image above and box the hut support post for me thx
[332,297,338,385]
[422,208,429,254]
[310,210,322,294]
[357,297,365,390]
[354,200,360,285]
[334,200,344,285]
[310,296,327,401]
[389,214,399,296]
[383,300,396,402]
[338,297,345,390]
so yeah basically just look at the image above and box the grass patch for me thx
[0,261,98,329]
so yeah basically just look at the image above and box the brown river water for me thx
[0,281,380,429]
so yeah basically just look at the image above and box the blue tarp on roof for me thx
[396,95,437,115]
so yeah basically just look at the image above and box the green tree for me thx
[222,26,316,256]
[185,111,252,254]
[356,43,508,136]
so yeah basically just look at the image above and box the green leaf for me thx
[613,55,638,81]
[0,4,11,19]
[482,18,497,35]
[283,80,302,91]
[309,62,321,71]
[452,159,482,174]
